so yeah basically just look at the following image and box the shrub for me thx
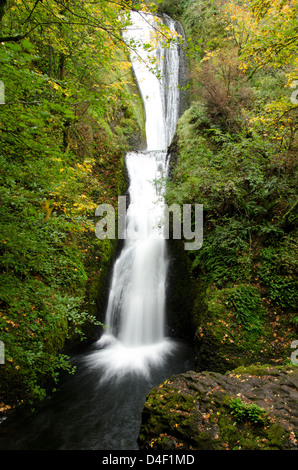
[258,240,298,311]
[225,285,265,328]
[229,397,269,425]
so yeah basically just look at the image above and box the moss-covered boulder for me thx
[138,366,298,450]
[192,282,297,373]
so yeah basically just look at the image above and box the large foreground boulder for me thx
[138,366,298,450]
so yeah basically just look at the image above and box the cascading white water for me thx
[87,11,183,379]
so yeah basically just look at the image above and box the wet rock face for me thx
[138,367,298,450]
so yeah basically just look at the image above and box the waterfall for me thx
[87,11,184,380]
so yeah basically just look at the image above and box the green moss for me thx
[194,283,269,372]
[139,367,298,451]
[230,364,297,376]
[217,399,287,450]
[214,392,291,450]
[193,271,297,372]
[44,318,68,355]
[266,423,288,449]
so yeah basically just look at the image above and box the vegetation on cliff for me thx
[162,0,297,371]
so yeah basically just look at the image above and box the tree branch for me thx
[0,34,25,42]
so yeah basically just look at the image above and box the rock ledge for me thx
[138,366,298,450]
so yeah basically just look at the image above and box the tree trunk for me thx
[0,0,7,22]
[58,52,66,80]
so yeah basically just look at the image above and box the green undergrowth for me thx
[0,3,146,406]
[165,0,297,371]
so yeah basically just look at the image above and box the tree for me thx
[240,0,298,74]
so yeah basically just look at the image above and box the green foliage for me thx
[167,0,297,373]
[258,240,298,311]
[182,0,229,62]
[155,0,188,18]
[192,218,252,287]
[229,397,268,425]
[0,0,150,405]
[225,285,264,328]
[207,284,265,346]
[166,100,297,295]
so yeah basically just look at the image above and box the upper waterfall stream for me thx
[88,12,183,379]
[0,12,193,451]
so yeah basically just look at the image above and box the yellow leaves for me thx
[72,199,97,214]
[200,50,218,64]
[4,318,19,328]
[240,0,298,70]
[46,155,98,219]
[41,199,53,222]
[47,79,62,92]
[202,412,211,421]
[75,158,95,175]
[0,403,12,413]
[239,62,250,73]
[285,57,298,89]
[222,1,258,49]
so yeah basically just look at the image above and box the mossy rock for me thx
[193,283,296,373]
[138,367,298,450]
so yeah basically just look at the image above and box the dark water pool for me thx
[0,340,193,450]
